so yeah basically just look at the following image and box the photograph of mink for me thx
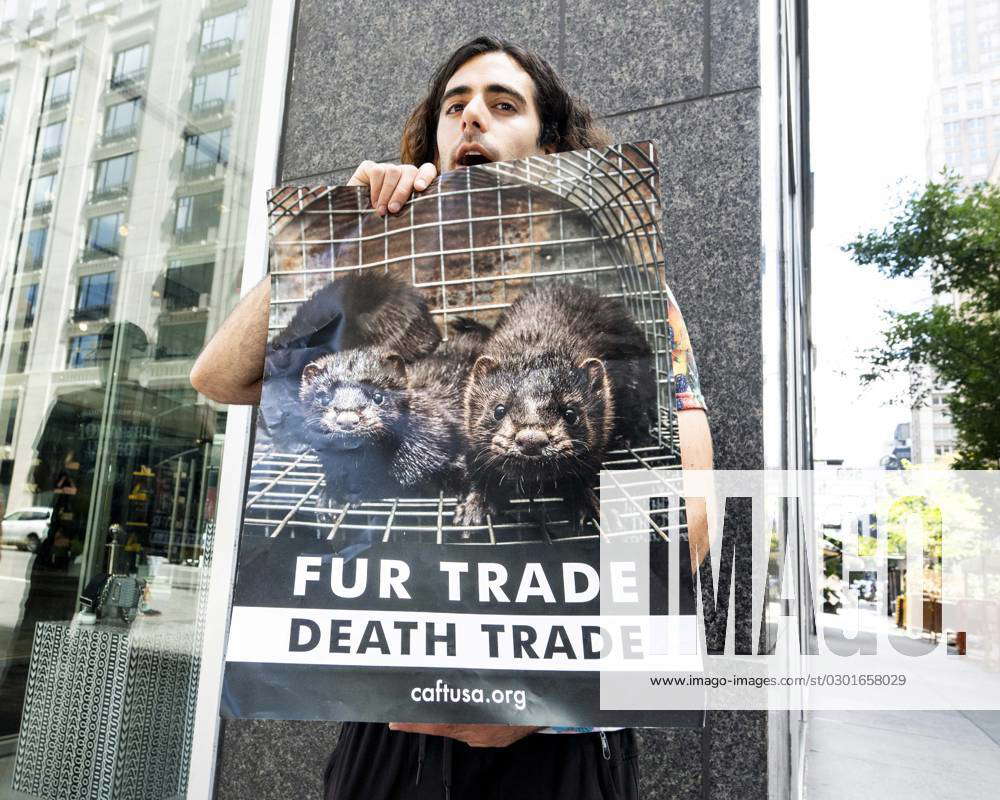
[249,141,686,539]
[297,317,489,507]
[260,274,656,526]
[261,270,491,507]
[259,270,441,455]
[456,283,656,529]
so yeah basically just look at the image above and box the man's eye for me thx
[446,102,464,114]
[496,102,515,112]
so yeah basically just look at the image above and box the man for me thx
[191,35,713,800]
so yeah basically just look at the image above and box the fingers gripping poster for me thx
[222,142,704,727]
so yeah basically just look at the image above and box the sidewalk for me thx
[805,708,1000,799]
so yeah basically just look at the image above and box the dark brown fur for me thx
[457,283,655,526]
[298,318,490,505]
[262,271,440,453]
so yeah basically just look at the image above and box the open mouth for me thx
[458,151,493,167]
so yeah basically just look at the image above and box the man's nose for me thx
[461,96,489,134]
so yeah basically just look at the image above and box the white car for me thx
[0,507,53,552]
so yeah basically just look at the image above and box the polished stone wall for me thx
[217,0,766,797]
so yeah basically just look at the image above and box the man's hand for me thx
[387,722,541,748]
[347,161,437,216]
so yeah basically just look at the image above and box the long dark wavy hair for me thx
[400,36,611,167]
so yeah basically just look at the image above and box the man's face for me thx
[435,51,550,172]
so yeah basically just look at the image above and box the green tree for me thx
[845,172,1000,469]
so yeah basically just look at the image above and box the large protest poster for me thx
[222,142,703,727]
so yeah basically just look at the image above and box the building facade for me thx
[0,0,284,793]
[915,0,1000,465]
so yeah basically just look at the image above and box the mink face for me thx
[299,350,408,453]
[465,355,611,490]
[456,283,656,527]
[260,271,440,454]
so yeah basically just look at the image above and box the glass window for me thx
[942,87,960,114]
[66,333,102,368]
[1,396,17,448]
[200,7,246,52]
[111,42,149,86]
[155,319,208,360]
[17,284,39,328]
[38,120,65,160]
[84,211,123,258]
[0,5,285,788]
[190,66,238,113]
[25,226,48,271]
[182,127,230,171]
[75,272,116,320]
[103,97,142,139]
[92,152,135,196]
[162,260,214,310]
[32,173,56,213]
[46,68,73,108]
[174,190,222,241]
[10,340,30,373]
[968,82,983,110]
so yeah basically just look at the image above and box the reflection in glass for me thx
[103,97,142,142]
[161,260,214,312]
[200,7,246,55]
[0,3,278,793]
[190,65,238,116]
[45,68,73,109]
[15,285,38,329]
[182,127,229,176]
[66,333,102,369]
[174,191,222,242]
[38,120,64,161]
[74,272,116,321]
[83,211,123,259]
[24,227,48,271]
[110,42,149,88]
[91,152,134,201]
[31,173,56,215]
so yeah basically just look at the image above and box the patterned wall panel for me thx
[12,621,194,800]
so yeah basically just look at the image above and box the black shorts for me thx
[323,722,640,800]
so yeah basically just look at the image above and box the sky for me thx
[809,0,935,467]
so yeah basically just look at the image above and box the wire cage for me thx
[246,141,689,546]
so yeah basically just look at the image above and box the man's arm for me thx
[677,408,713,573]
[189,275,269,405]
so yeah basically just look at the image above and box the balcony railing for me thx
[39,145,62,162]
[101,123,138,144]
[88,183,130,204]
[181,160,222,180]
[190,97,226,118]
[31,200,53,216]
[199,37,234,58]
[108,68,147,91]
[47,93,71,110]
[174,226,217,245]
[80,245,120,262]
[72,306,112,322]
